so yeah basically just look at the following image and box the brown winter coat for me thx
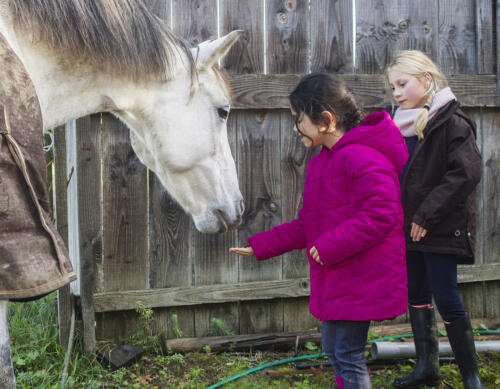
[401,100,481,263]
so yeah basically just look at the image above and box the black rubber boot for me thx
[445,315,484,389]
[393,306,440,388]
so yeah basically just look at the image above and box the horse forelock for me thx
[9,0,197,82]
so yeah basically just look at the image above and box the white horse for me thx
[0,0,244,386]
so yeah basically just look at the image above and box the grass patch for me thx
[7,294,500,388]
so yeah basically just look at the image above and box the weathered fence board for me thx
[438,0,476,74]
[97,115,149,342]
[228,74,497,109]
[355,0,439,73]
[102,115,149,292]
[476,0,495,74]
[236,110,284,333]
[54,126,72,348]
[458,108,486,319]
[268,0,310,331]
[482,109,500,318]
[311,0,353,73]
[146,0,171,23]
[93,263,500,313]
[221,0,263,74]
[222,0,285,335]
[76,115,102,352]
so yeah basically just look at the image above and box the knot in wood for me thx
[285,0,296,11]
[278,12,288,24]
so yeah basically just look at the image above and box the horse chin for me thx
[192,213,226,234]
[193,205,244,234]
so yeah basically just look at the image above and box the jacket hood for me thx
[330,111,409,175]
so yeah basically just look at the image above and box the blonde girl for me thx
[386,51,483,389]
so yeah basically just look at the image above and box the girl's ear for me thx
[423,73,433,88]
[321,111,336,130]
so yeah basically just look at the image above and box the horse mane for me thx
[9,0,196,81]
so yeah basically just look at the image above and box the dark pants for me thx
[321,320,371,389]
[406,250,466,322]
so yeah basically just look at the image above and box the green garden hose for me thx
[206,330,500,389]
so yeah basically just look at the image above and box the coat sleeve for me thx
[412,119,481,229]
[247,208,307,260]
[313,149,403,268]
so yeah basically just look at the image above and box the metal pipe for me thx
[371,341,500,360]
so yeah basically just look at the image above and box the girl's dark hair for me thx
[289,73,363,139]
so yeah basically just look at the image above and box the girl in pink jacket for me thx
[230,74,408,389]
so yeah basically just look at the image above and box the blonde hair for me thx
[385,50,446,139]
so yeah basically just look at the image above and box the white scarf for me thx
[392,87,457,137]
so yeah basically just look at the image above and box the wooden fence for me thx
[53,0,500,351]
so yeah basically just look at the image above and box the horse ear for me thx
[192,30,243,71]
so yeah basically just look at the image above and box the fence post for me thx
[54,125,72,348]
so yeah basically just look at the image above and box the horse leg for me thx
[0,300,15,389]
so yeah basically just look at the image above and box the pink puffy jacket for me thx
[248,111,409,322]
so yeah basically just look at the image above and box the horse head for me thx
[2,1,245,233]
[123,31,244,233]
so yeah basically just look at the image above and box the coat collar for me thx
[401,100,460,190]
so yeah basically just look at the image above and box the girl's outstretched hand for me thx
[229,246,255,257]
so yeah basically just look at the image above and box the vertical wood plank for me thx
[438,0,476,74]
[480,108,500,318]
[222,0,283,334]
[267,0,309,73]
[281,113,319,333]
[220,0,264,75]
[146,0,171,24]
[96,311,140,343]
[76,115,102,352]
[270,0,317,333]
[172,0,217,45]
[475,0,494,74]
[149,178,191,290]
[191,114,239,337]
[458,108,485,319]
[99,115,150,340]
[236,110,284,334]
[311,0,353,73]
[54,125,72,348]
[102,114,148,292]
[356,0,438,73]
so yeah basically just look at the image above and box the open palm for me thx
[229,246,255,257]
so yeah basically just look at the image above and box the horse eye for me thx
[217,107,229,120]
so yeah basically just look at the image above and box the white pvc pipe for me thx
[0,300,15,389]
[371,341,500,360]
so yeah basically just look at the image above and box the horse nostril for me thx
[239,199,245,214]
